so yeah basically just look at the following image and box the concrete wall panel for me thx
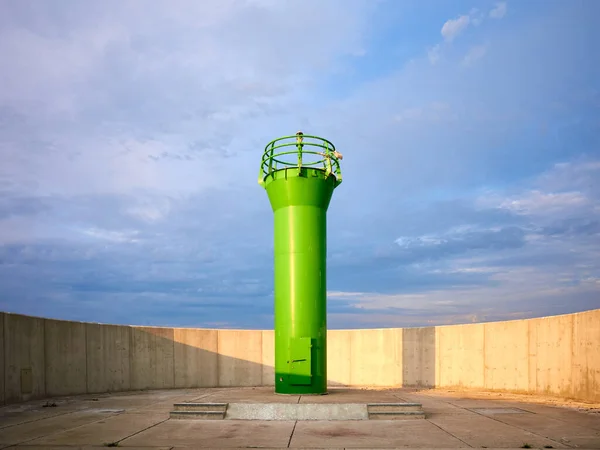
[2,309,600,404]
[327,330,352,386]
[173,328,218,388]
[529,315,573,397]
[572,309,600,402]
[0,313,5,405]
[350,329,402,386]
[4,313,45,403]
[484,319,529,392]
[0,312,4,405]
[437,323,484,389]
[86,323,130,393]
[261,330,275,386]
[130,326,175,390]
[217,330,262,386]
[45,319,87,396]
[527,318,538,394]
[403,327,435,388]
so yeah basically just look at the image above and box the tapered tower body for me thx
[258,133,343,395]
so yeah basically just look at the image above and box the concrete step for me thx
[367,402,423,413]
[170,410,226,420]
[367,403,425,420]
[172,402,228,412]
[225,402,368,420]
[170,402,425,420]
[368,411,426,420]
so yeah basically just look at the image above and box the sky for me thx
[0,0,598,329]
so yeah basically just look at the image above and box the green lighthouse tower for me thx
[258,132,343,395]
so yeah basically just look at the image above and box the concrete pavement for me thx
[0,387,598,449]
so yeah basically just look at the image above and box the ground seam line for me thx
[7,410,127,447]
[0,408,80,430]
[287,419,298,448]
[391,391,407,401]
[426,417,474,447]
[393,392,473,448]
[117,416,170,445]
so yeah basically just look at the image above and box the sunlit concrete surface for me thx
[0,387,599,449]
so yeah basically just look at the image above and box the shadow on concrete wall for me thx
[2,311,441,406]
[88,327,382,393]
[3,313,381,405]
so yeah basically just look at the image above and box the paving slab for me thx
[121,419,296,448]
[290,420,465,448]
[422,388,600,414]
[196,387,301,403]
[485,411,600,448]
[428,414,568,448]
[0,408,75,430]
[0,410,115,448]
[443,398,533,410]
[0,398,93,429]
[171,448,344,450]
[24,412,167,447]
[11,448,600,450]
[2,387,599,449]
[513,403,600,431]
[16,447,172,450]
[193,387,408,404]
[299,388,407,404]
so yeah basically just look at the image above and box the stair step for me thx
[173,402,228,412]
[367,403,423,413]
[368,411,426,420]
[170,410,225,420]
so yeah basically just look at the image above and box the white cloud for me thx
[470,8,485,26]
[81,227,141,243]
[462,44,488,66]
[478,160,600,219]
[327,262,599,327]
[489,2,508,19]
[538,160,600,194]
[395,224,490,248]
[441,15,470,41]
[496,190,589,215]
[395,235,443,247]
[427,44,441,64]
[124,196,175,223]
[0,0,375,197]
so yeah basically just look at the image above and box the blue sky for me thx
[0,0,598,329]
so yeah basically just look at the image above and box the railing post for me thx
[296,133,303,175]
[268,142,274,174]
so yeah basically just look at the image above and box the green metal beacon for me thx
[258,132,343,395]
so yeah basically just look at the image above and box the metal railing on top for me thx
[258,134,343,186]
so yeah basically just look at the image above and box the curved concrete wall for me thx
[1,309,598,405]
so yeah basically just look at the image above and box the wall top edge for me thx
[2,308,598,331]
